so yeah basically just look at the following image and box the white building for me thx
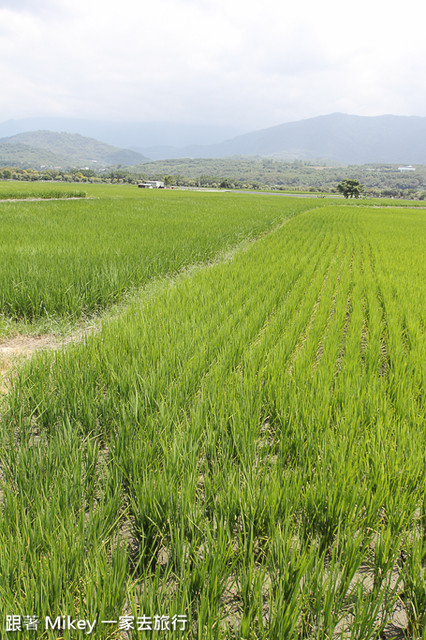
[138,181,165,188]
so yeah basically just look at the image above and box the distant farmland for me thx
[0,185,424,638]
[0,187,318,323]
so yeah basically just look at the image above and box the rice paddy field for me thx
[0,185,425,639]
[0,187,315,328]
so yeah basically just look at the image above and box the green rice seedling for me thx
[0,189,86,199]
[346,582,390,640]
[400,536,426,638]
[268,527,320,639]
[0,191,324,325]
[1,202,424,637]
[315,531,372,637]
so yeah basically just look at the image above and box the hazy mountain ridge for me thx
[0,118,241,150]
[170,114,426,164]
[0,131,149,168]
[1,114,426,166]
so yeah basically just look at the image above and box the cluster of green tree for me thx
[122,158,426,197]
[0,167,105,183]
[0,142,61,168]
[2,160,426,198]
[337,179,364,199]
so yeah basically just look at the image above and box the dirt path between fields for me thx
[0,328,96,395]
[0,335,56,394]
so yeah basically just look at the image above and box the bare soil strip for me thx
[0,329,95,395]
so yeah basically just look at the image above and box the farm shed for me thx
[138,181,165,188]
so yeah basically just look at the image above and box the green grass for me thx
[0,189,325,329]
[0,190,86,200]
[0,180,88,198]
[0,181,140,199]
[342,196,426,207]
[1,203,424,638]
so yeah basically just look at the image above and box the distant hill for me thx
[157,113,426,164]
[0,131,150,169]
[0,118,242,151]
[2,114,426,166]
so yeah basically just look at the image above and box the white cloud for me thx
[0,0,425,129]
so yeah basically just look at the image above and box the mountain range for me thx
[0,131,149,169]
[0,119,241,152]
[1,113,426,166]
[170,113,426,164]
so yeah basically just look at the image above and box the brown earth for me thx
[0,328,95,395]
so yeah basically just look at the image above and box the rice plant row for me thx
[0,191,322,324]
[1,205,425,638]
[0,190,87,200]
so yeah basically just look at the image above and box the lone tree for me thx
[337,179,364,199]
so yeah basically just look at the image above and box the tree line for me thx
[1,162,426,198]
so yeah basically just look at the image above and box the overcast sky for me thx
[0,0,425,132]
